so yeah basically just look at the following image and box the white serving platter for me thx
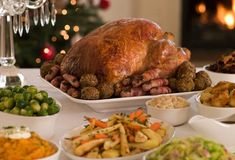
[41,77,199,113]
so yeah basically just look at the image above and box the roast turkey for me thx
[61,18,190,85]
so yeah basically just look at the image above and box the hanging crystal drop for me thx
[40,4,45,26]
[18,14,24,36]
[13,15,18,34]
[44,0,50,24]
[51,2,56,26]
[24,9,30,33]
[33,9,39,26]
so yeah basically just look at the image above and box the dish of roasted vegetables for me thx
[61,109,174,159]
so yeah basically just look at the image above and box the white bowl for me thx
[203,65,235,85]
[39,142,60,160]
[60,118,175,160]
[0,101,61,139]
[195,94,235,119]
[146,99,191,126]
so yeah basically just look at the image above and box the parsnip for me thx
[74,139,105,156]
[119,124,130,156]
[104,138,120,150]
[101,149,120,158]
[135,131,148,143]
[141,128,163,142]
[129,139,161,150]
[86,151,99,158]
[73,124,121,143]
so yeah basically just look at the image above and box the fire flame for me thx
[216,0,235,30]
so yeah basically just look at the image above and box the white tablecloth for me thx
[20,69,198,160]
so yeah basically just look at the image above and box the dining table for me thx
[21,68,199,160]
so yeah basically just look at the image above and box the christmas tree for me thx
[14,0,110,68]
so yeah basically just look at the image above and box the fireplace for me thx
[182,0,235,49]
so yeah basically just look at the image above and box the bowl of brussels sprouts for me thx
[0,85,61,139]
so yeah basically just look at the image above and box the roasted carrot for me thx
[85,117,108,128]
[129,108,144,120]
[80,139,90,144]
[138,114,147,123]
[135,108,143,118]
[128,124,141,131]
[129,112,135,120]
[150,122,161,131]
[94,134,108,139]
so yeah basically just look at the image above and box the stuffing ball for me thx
[168,77,177,92]
[194,71,212,90]
[176,61,196,79]
[80,74,98,87]
[40,61,54,78]
[81,87,100,100]
[53,53,65,65]
[97,82,114,99]
[176,78,195,92]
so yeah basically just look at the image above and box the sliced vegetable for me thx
[150,122,161,131]
[94,134,108,139]
[85,117,108,128]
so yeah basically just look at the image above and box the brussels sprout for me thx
[3,98,15,109]
[12,86,23,93]
[26,86,37,94]
[0,102,5,111]
[48,104,60,115]
[16,99,27,108]
[23,92,32,102]
[37,110,49,116]
[0,97,8,101]
[3,109,10,113]
[20,108,33,116]
[20,108,28,116]
[6,86,13,90]
[2,89,12,97]
[10,107,20,115]
[23,85,29,89]
[41,103,49,110]
[34,92,44,101]
[0,89,3,97]
[29,100,41,113]
[46,97,55,105]
[24,105,33,113]
[39,90,48,99]
[14,93,24,101]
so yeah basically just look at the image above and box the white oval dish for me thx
[195,94,235,119]
[203,65,235,85]
[0,101,61,139]
[60,118,175,160]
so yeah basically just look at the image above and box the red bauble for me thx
[99,0,110,9]
[40,44,56,60]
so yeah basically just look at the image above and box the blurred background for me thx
[14,0,235,68]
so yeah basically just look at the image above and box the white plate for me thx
[41,77,199,112]
[60,117,175,160]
